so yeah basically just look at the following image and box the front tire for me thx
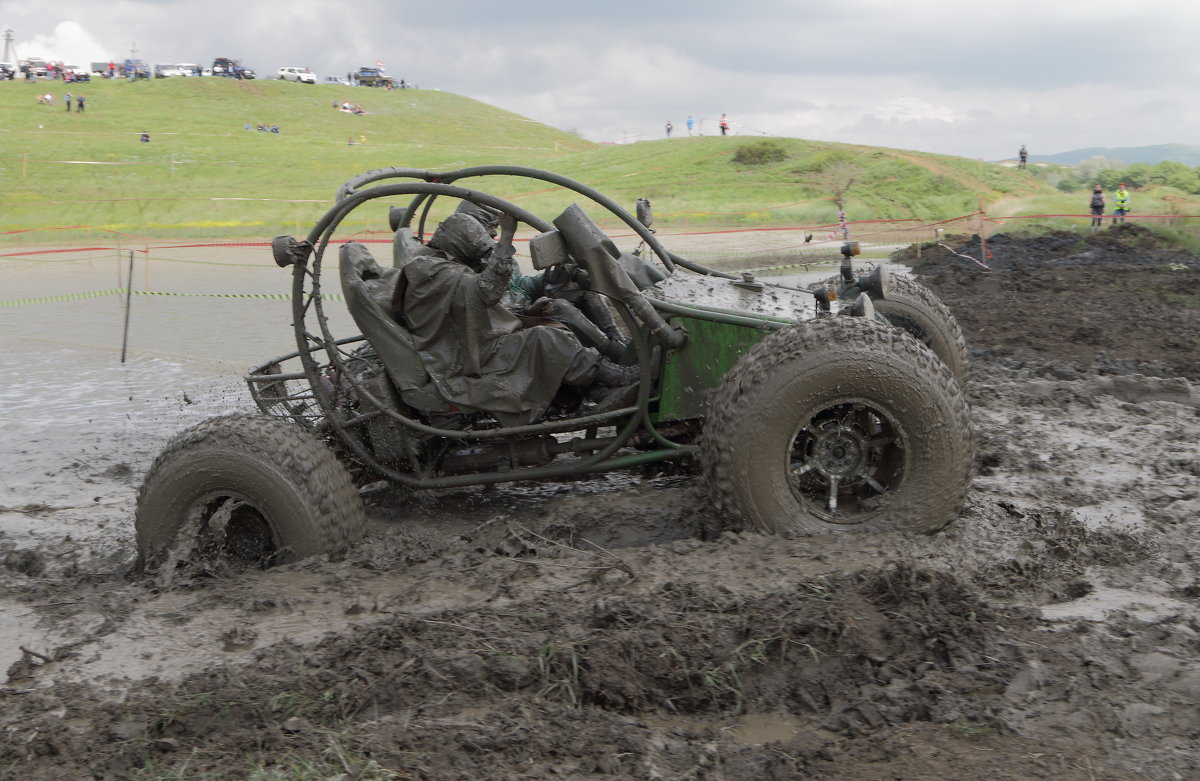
[135,414,366,572]
[701,318,973,535]
[874,274,969,387]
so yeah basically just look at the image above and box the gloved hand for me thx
[498,214,518,244]
[571,265,591,289]
[526,297,570,318]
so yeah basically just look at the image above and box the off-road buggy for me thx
[135,166,973,571]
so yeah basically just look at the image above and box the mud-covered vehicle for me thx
[135,166,973,572]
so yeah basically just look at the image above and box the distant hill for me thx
[1029,144,1200,167]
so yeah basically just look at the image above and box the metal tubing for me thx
[334,165,677,273]
[650,299,790,331]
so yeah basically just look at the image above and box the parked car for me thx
[213,57,253,79]
[354,66,394,88]
[324,75,353,86]
[277,66,316,83]
[155,64,185,78]
[123,58,151,79]
[176,63,202,77]
[21,57,48,77]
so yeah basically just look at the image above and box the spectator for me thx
[1113,183,1131,224]
[1088,185,1105,232]
[140,132,151,143]
[719,113,729,135]
[75,95,85,113]
[1018,144,1028,170]
[64,93,72,112]
[665,120,673,138]
[686,115,694,136]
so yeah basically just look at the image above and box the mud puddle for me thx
[3,226,1200,779]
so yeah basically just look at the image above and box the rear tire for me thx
[701,318,973,535]
[135,414,366,572]
[874,274,969,387]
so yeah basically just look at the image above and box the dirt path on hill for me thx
[2,224,1200,780]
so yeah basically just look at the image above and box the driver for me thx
[391,211,638,425]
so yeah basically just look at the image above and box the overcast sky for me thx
[3,0,1196,159]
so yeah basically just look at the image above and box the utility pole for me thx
[2,29,18,65]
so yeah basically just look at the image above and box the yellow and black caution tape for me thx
[1,289,123,307]
[1,289,344,307]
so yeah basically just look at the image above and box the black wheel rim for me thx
[787,400,906,524]
[883,313,933,348]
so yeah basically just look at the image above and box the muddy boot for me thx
[595,358,639,388]
[586,357,640,412]
[591,383,639,412]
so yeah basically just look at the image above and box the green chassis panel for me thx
[654,317,769,422]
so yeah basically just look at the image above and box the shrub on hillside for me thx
[733,140,787,166]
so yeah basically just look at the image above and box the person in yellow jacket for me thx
[1113,183,1131,224]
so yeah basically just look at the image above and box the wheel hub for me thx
[811,425,868,478]
[789,403,902,521]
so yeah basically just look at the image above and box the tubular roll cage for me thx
[246,165,791,489]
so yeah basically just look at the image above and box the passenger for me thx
[452,201,628,360]
[389,212,638,424]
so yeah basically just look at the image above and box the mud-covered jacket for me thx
[395,218,599,425]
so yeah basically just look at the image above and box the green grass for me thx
[1,78,591,239]
[5,78,1200,243]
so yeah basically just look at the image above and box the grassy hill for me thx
[4,77,1187,243]
[0,77,593,239]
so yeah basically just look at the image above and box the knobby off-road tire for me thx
[874,274,969,387]
[135,414,366,572]
[701,317,973,536]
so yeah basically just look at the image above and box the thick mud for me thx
[3,225,1200,780]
